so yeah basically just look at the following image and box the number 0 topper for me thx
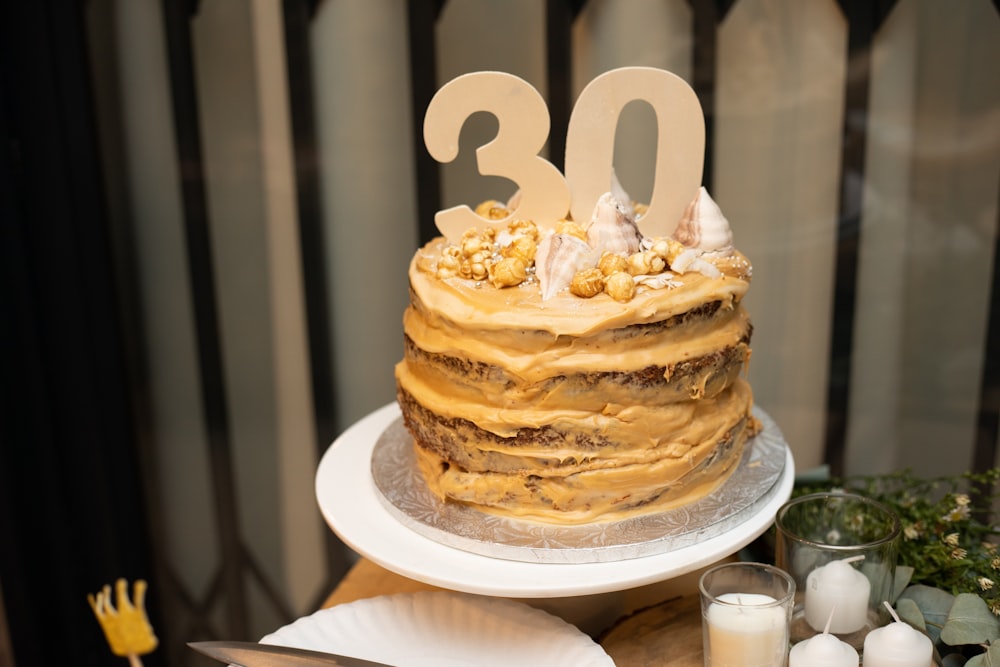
[423,67,706,242]
[565,67,705,238]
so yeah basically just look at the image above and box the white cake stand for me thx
[315,402,794,599]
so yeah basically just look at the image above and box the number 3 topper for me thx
[423,67,706,243]
[423,71,571,243]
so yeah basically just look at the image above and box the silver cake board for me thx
[371,407,788,564]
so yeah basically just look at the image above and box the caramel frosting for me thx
[403,293,749,380]
[409,237,751,337]
[412,409,752,523]
[395,189,757,525]
[397,379,753,472]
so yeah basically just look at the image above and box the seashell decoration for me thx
[672,187,733,255]
[506,188,522,211]
[669,246,723,279]
[535,233,599,300]
[586,192,643,256]
[610,168,637,220]
[447,188,736,300]
[635,272,681,290]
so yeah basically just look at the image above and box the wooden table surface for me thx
[323,557,707,667]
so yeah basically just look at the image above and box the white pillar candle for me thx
[789,633,859,667]
[862,620,933,667]
[706,593,788,667]
[805,558,871,633]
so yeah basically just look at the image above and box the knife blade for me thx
[188,640,395,667]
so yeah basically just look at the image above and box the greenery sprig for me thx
[798,468,1000,666]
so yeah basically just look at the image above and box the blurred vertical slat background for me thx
[1,1,997,665]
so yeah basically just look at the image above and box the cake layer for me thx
[404,288,752,383]
[397,378,755,476]
[408,238,752,341]
[401,332,748,409]
[409,402,755,524]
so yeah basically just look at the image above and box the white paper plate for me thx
[315,402,795,598]
[260,591,615,666]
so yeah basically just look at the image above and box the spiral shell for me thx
[610,168,637,220]
[586,193,643,257]
[673,187,733,255]
[535,233,598,300]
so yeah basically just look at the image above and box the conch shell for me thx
[535,233,598,300]
[672,187,733,255]
[586,193,643,257]
[610,168,637,220]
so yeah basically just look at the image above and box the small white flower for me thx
[944,532,961,547]
[942,505,971,522]
[979,577,995,591]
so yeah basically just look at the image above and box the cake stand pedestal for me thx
[315,401,794,625]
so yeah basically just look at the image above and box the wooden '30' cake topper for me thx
[423,67,706,243]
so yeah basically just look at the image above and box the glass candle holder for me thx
[699,562,796,667]
[775,493,900,650]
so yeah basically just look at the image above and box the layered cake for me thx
[395,186,759,525]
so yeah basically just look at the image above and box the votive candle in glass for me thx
[775,493,900,648]
[700,562,795,667]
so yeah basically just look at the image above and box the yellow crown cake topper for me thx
[88,578,158,665]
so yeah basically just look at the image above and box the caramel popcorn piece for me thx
[605,271,636,302]
[507,219,539,242]
[461,234,492,258]
[489,256,527,288]
[570,267,605,298]
[503,235,537,265]
[627,250,666,276]
[436,245,462,278]
[555,220,587,241]
[462,251,491,281]
[651,238,687,267]
[598,251,628,276]
[474,200,510,220]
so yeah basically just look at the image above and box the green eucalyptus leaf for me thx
[898,585,956,644]
[897,597,928,631]
[941,653,969,667]
[893,565,915,602]
[940,594,1000,646]
[962,640,1000,667]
